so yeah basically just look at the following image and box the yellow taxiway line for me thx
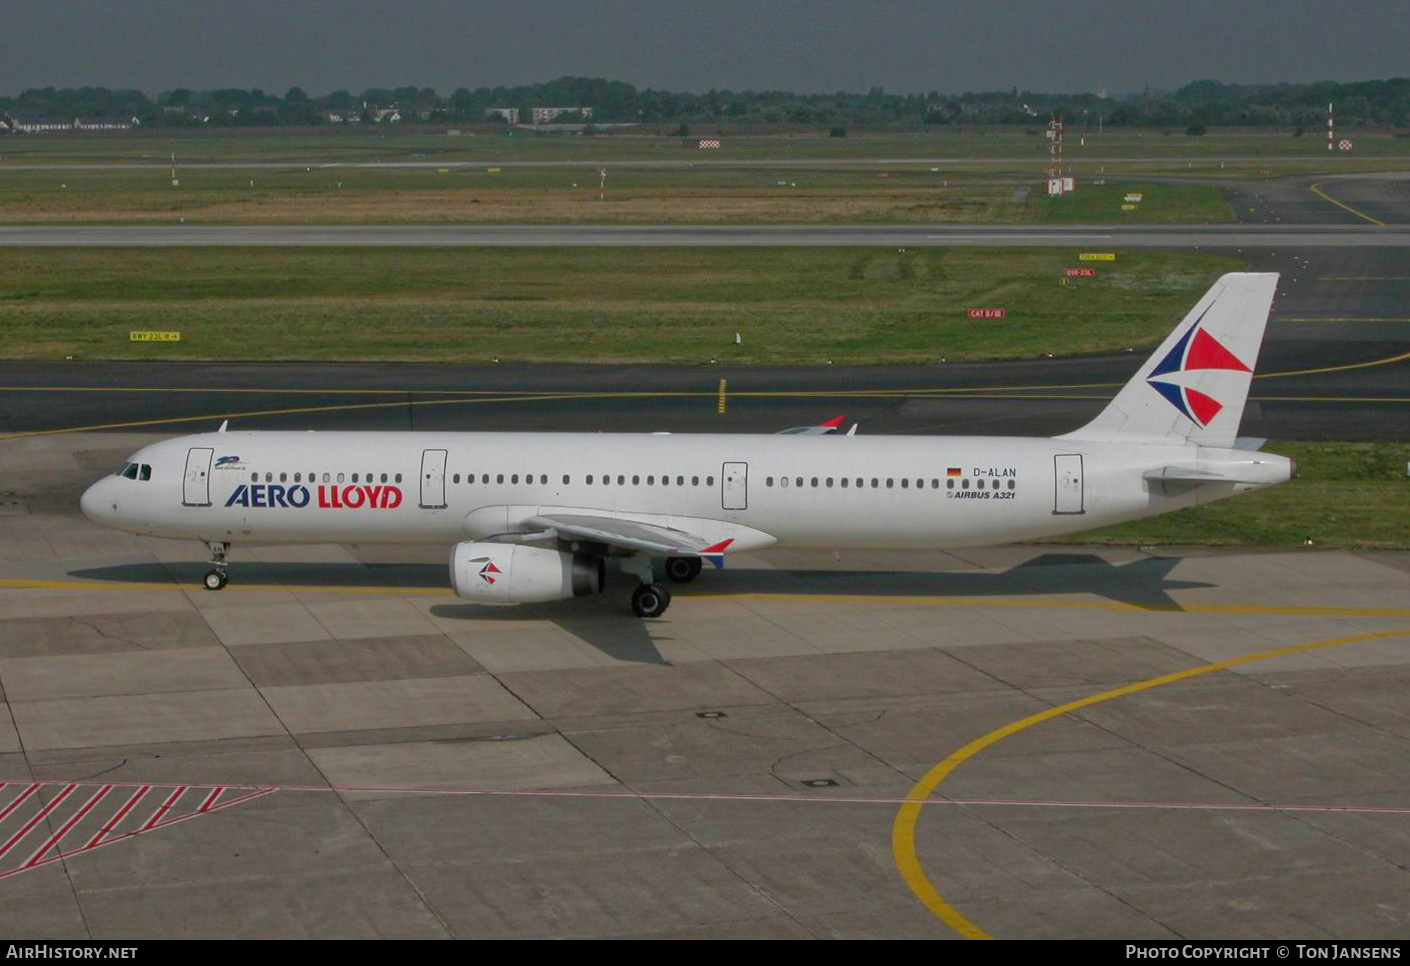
[892,626,1410,940]
[1308,182,1389,227]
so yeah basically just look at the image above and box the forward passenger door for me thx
[182,447,214,507]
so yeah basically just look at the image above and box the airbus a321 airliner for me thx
[81,273,1291,618]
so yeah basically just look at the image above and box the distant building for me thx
[323,111,359,124]
[530,106,592,124]
[370,108,401,123]
[162,106,214,123]
[74,116,139,131]
[4,115,72,133]
[2,114,138,133]
[485,107,519,124]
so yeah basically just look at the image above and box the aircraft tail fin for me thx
[1058,272,1278,448]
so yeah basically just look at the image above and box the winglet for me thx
[699,538,735,569]
[217,420,228,433]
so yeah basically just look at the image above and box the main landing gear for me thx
[621,553,672,618]
[664,556,703,583]
[631,582,672,619]
[203,541,229,591]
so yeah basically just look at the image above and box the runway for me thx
[1,223,1407,248]
[2,155,1408,172]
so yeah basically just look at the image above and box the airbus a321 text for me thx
[82,273,1292,618]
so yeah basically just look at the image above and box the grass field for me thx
[0,165,1234,225]
[1061,441,1410,550]
[5,126,1404,224]
[0,247,1241,363]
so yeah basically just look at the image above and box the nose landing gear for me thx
[203,541,229,591]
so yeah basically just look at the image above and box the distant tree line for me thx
[4,76,1409,128]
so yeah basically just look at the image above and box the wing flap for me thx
[527,513,733,561]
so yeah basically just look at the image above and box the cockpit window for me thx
[138,464,152,481]
[120,462,139,479]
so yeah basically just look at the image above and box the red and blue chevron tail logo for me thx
[1145,313,1250,428]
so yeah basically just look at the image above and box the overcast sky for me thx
[5,0,1405,96]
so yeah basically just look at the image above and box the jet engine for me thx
[449,542,604,604]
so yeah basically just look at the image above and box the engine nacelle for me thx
[449,542,604,604]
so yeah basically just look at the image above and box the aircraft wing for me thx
[525,514,734,566]
[776,414,847,435]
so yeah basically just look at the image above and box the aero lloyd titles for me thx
[225,483,404,509]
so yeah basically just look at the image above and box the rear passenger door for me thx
[1053,454,1084,514]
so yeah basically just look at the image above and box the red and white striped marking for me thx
[4,775,1409,883]
[0,781,275,880]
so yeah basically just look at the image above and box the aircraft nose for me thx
[80,479,113,522]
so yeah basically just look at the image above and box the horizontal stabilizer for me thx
[1143,465,1271,485]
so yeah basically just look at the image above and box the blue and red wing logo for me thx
[1146,319,1250,428]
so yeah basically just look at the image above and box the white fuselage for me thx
[80,430,1289,552]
